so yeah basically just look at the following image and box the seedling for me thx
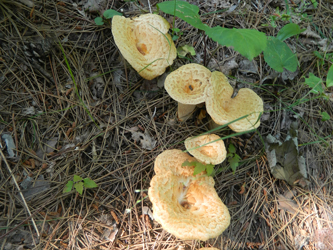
[171,28,183,40]
[94,9,122,26]
[320,112,330,122]
[182,160,214,176]
[63,175,98,195]
[227,144,241,173]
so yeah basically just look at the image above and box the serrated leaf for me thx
[304,73,324,94]
[228,144,236,154]
[205,165,214,176]
[83,178,98,188]
[74,182,84,195]
[276,23,304,41]
[177,44,196,57]
[263,36,298,72]
[103,9,123,19]
[327,64,333,87]
[206,27,267,60]
[63,181,73,193]
[94,17,104,26]
[321,112,330,121]
[229,154,241,172]
[73,175,83,182]
[157,1,209,31]
[193,164,206,176]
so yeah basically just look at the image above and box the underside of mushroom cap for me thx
[148,171,230,241]
[112,14,176,80]
[154,149,196,177]
[165,64,212,105]
[185,134,226,165]
[205,71,263,132]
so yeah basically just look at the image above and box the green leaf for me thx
[182,159,196,167]
[83,178,98,188]
[228,144,236,154]
[263,36,298,72]
[206,27,267,60]
[94,17,104,26]
[63,181,73,193]
[103,9,123,19]
[321,112,330,121]
[74,182,84,195]
[73,175,83,182]
[205,165,214,176]
[193,164,206,176]
[157,1,209,31]
[177,44,196,57]
[229,154,241,173]
[327,64,333,87]
[276,23,304,41]
[304,73,324,94]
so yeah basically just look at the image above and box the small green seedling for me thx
[94,9,123,26]
[182,160,214,176]
[63,175,98,195]
[227,144,241,173]
[177,44,196,58]
[171,28,183,40]
[320,112,330,122]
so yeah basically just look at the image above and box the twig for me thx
[0,149,40,238]
[11,113,18,157]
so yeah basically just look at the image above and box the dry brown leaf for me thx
[277,194,299,215]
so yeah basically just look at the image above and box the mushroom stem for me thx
[177,103,196,121]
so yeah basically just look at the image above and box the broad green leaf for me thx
[157,1,209,31]
[83,178,98,188]
[177,44,196,57]
[327,64,333,87]
[228,144,236,154]
[205,165,214,176]
[73,175,83,182]
[74,182,84,195]
[103,9,123,19]
[94,17,104,26]
[304,73,324,94]
[276,23,304,41]
[63,181,73,193]
[263,36,298,72]
[206,27,267,60]
[182,159,196,167]
[321,112,330,121]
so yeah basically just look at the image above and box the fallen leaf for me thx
[277,194,298,215]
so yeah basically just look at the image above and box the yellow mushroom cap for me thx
[165,64,212,105]
[185,134,226,165]
[148,171,230,241]
[205,71,263,132]
[112,14,176,80]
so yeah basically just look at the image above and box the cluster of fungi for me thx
[112,14,264,241]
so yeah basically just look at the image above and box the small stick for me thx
[11,113,18,157]
[0,149,40,238]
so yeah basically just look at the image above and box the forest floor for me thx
[0,0,333,249]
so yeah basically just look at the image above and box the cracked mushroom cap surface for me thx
[185,134,226,165]
[164,64,212,105]
[205,71,263,132]
[148,171,230,240]
[112,14,176,80]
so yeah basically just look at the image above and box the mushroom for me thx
[164,64,212,121]
[148,150,230,241]
[205,71,263,132]
[112,14,177,80]
[185,134,226,165]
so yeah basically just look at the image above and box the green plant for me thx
[182,160,214,176]
[320,112,330,122]
[171,27,183,40]
[227,144,241,173]
[63,175,98,195]
[94,9,122,26]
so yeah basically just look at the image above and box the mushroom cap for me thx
[112,14,176,80]
[185,134,226,165]
[154,149,196,177]
[205,71,263,132]
[165,64,212,105]
[148,171,230,240]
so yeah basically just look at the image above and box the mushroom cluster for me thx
[112,14,176,80]
[148,134,230,241]
[164,64,263,132]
